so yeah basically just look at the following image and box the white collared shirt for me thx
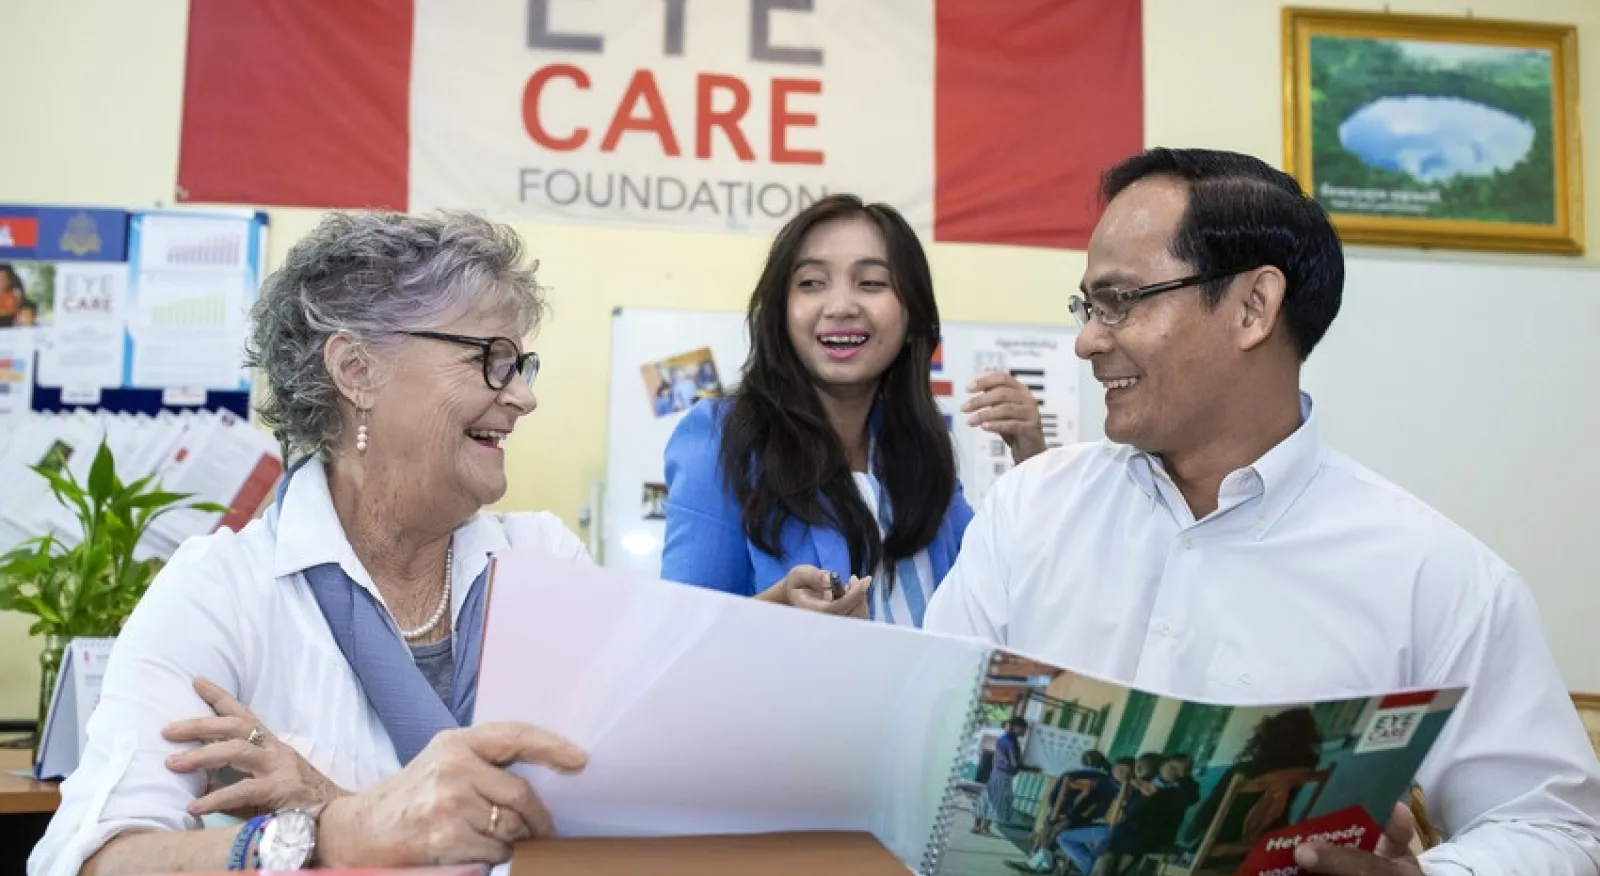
[924,395,1600,875]
[28,461,589,876]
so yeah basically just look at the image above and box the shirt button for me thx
[1238,672,1253,686]
[1182,538,1194,549]
[1157,619,1175,637]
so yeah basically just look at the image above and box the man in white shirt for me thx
[923,147,1600,876]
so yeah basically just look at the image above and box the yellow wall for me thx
[0,0,1596,719]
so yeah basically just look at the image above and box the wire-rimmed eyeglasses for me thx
[1067,266,1259,327]
[405,331,540,391]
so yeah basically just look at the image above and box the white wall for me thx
[1304,252,1600,689]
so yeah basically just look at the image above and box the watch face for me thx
[258,809,316,869]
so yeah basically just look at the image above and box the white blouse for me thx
[28,461,590,876]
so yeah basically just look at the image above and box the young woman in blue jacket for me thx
[659,194,1045,626]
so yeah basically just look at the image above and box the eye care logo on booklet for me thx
[1355,691,1435,754]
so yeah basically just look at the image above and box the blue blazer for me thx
[660,398,975,599]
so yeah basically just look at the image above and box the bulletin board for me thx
[0,204,268,420]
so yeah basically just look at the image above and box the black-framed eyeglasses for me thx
[1067,266,1260,327]
[405,331,540,390]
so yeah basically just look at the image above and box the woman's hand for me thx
[962,371,1047,464]
[317,722,587,867]
[757,564,870,618]
[162,678,347,820]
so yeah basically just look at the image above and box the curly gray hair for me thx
[246,210,548,459]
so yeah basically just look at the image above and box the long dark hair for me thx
[719,194,955,584]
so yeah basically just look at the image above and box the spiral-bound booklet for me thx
[475,552,1463,876]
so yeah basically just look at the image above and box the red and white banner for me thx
[178,0,1142,249]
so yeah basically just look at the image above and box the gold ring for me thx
[246,725,268,747]
[488,803,502,835]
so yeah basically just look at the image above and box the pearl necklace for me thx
[398,545,453,641]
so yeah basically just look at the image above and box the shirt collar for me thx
[269,459,510,615]
[271,459,370,587]
[1248,392,1327,536]
[1122,392,1327,538]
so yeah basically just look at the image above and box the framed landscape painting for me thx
[1282,8,1584,254]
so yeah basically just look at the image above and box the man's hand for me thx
[1294,804,1424,875]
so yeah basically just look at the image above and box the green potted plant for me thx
[0,437,226,751]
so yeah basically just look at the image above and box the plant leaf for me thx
[127,491,194,509]
[29,465,91,523]
[116,473,157,504]
[0,437,198,639]
[88,439,116,502]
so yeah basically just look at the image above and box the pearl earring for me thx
[356,410,370,454]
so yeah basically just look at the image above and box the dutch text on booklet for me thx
[475,553,1465,876]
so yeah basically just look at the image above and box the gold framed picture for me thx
[1282,8,1583,255]
[1574,693,1600,758]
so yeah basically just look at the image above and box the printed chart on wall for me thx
[602,308,1081,577]
[933,327,1080,509]
[124,212,263,391]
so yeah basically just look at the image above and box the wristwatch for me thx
[256,807,318,869]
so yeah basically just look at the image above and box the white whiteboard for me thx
[601,307,1082,580]
[1297,252,1600,691]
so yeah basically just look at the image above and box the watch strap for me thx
[227,814,272,871]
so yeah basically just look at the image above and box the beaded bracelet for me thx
[227,814,272,871]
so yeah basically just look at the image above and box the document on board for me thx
[0,327,36,436]
[34,263,127,390]
[144,409,282,553]
[126,214,255,390]
[957,329,1080,506]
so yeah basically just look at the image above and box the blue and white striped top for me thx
[851,469,938,628]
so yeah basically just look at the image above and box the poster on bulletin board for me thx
[0,207,279,562]
[0,204,266,418]
[123,211,264,393]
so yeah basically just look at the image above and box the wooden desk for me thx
[0,748,58,815]
[510,831,908,875]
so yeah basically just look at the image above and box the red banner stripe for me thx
[933,0,1144,248]
[177,0,414,211]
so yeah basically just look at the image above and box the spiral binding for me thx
[918,654,995,876]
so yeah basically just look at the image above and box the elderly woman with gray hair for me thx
[30,211,590,874]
